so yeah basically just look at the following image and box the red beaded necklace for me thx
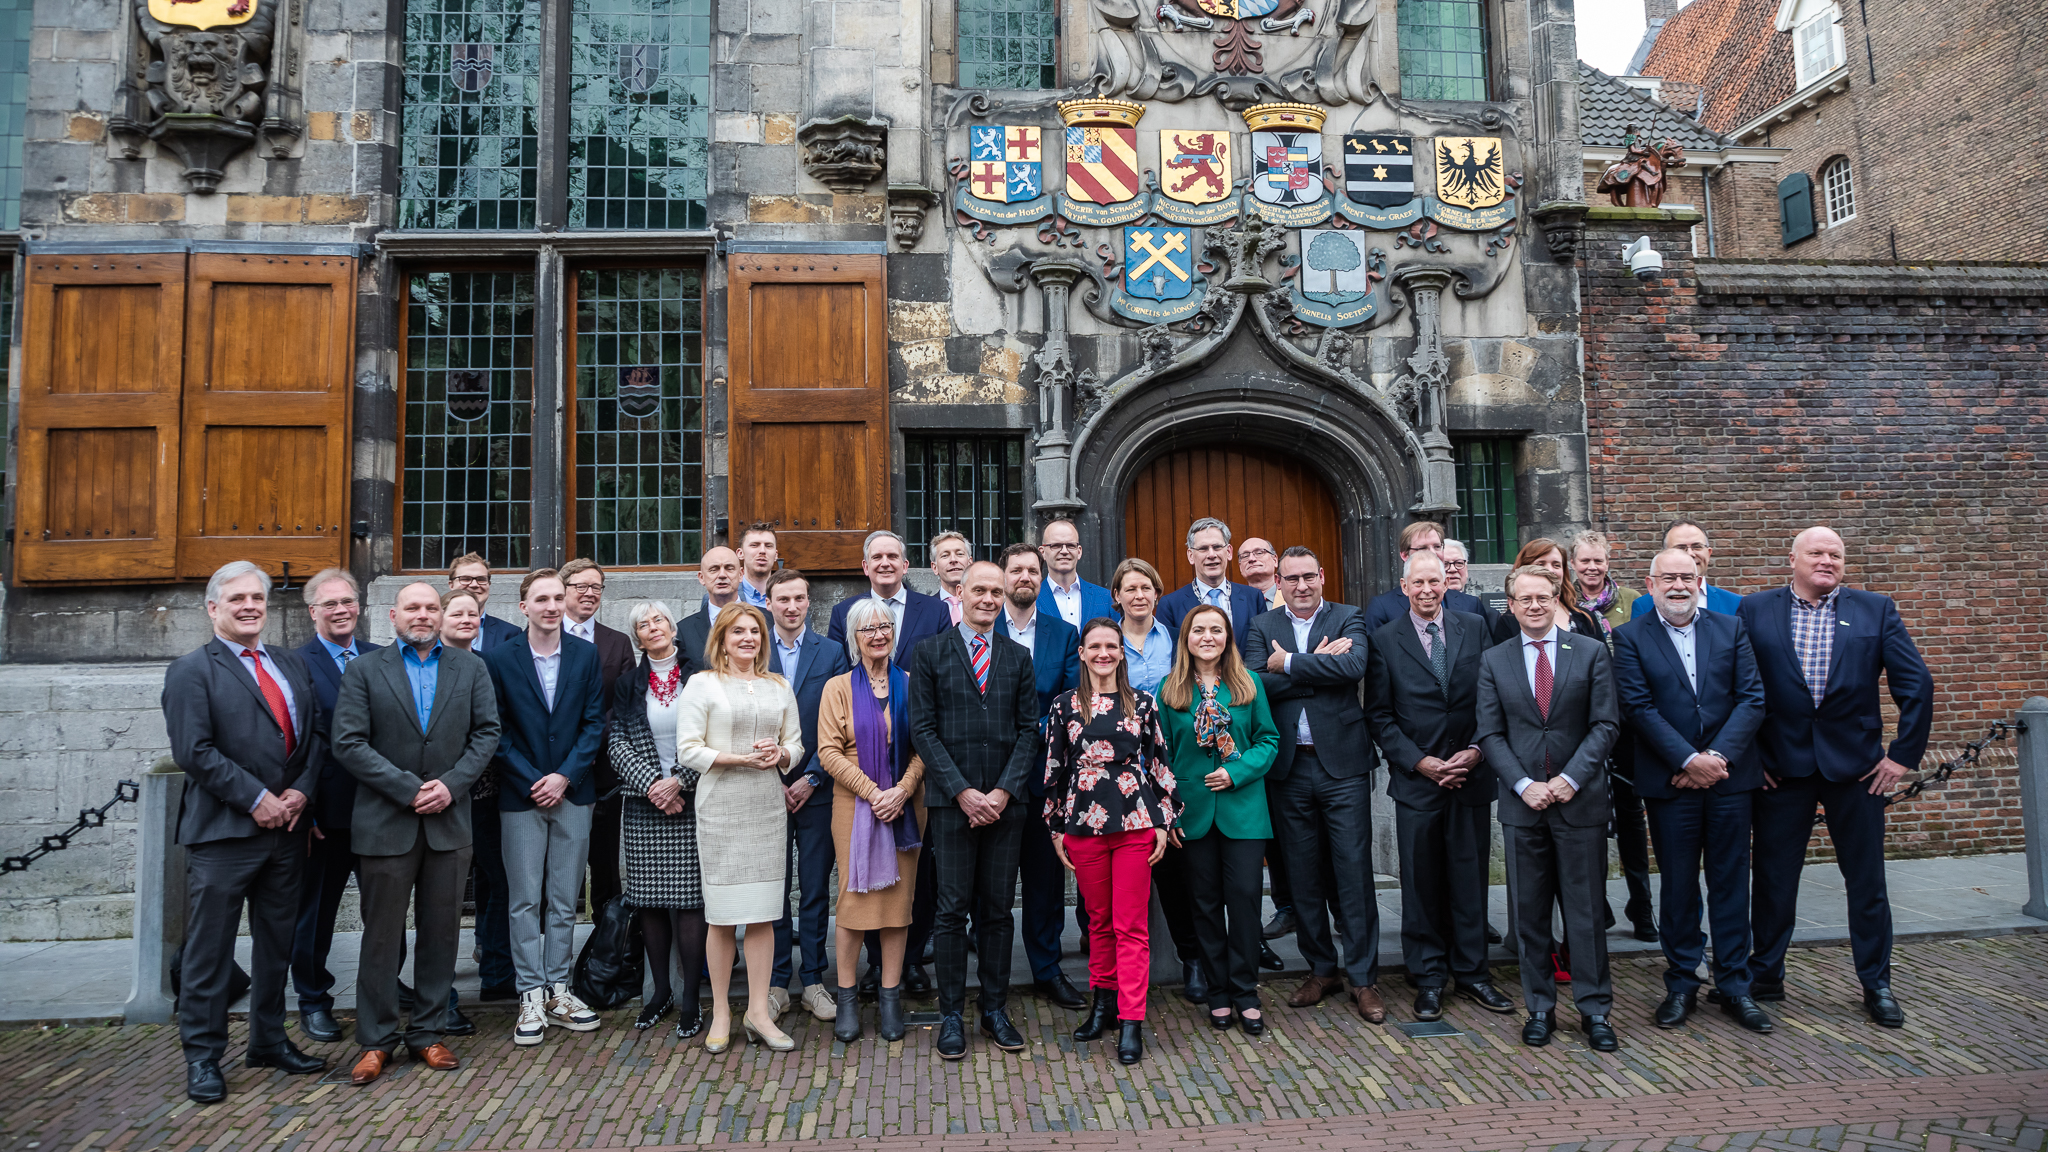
[649,660,683,705]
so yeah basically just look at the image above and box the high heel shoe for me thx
[637,992,674,1030]
[703,1014,731,1052]
[742,1013,796,1052]
[1209,1009,1234,1031]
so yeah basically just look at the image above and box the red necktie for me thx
[970,634,990,695]
[1532,639,1553,719]
[242,648,297,756]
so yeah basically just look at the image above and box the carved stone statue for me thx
[1089,0,1377,108]
[1596,128,1687,209]
[113,0,305,192]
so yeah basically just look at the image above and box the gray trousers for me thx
[502,800,593,994]
[1504,818,1613,1015]
[357,832,472,1052]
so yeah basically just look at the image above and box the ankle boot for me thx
[1073,987,1115,1042]
[832,983,862,1043]
[1116,1020,1144,1064]
[877,984,906,1042]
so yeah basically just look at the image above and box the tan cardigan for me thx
[815,674,927,805]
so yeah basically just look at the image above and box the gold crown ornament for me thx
[1241,103,1328,133]
[1057,98,1147,129]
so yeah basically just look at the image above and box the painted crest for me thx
[1286,232,1384,329]
[1192,0,1282,18]
[617,367,661,420]
[1344,134,1414,207]
[451,43,494,94]
[446,369,490,421]
[1252,130,1320,206]
[616,44,661,94]
[1434,136,1507,210]
[1064,126,1140,204]
[1124,227,1195,302]
[147,0,253,30]
[967,126,1044,204]
[1160,130,1233,206]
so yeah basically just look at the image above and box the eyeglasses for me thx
[855,624,895,636]
[1279,572,1321,584]
[1511,595,1556,608]
[1443,560,1469,569]
[1238,547,1276,559]
[1191,544,1230,555]
[311,598,358,612]
[1043,543,1081,553]
[1649,573,1700,586]
[450,575,490,587]
[565,580,605,593]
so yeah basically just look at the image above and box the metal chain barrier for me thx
[1,780,141,874]
[1882,719,2021,808]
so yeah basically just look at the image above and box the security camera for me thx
[1621,235,1664,281]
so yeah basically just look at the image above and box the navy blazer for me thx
[995,610,1081,798]
[482,631,608,809]
[1363,587,1498,637]
[1737,585,1933,783]
[295,635,383,829]
[1157,581,1264,652]
[826,588,954,671]
[473,612,526,655]
[768,628,851,784]
[1630,582,1744,619]
[1037,578,1115,631]
[1610,609,1767,798]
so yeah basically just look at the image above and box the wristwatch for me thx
[804,769,825,790]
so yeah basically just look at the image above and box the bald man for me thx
[1737,527,1931,1028]
[678,546,743,674]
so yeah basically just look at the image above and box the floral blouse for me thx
[1042,689,1182,837]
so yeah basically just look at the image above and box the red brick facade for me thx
[1580,214,2046,856]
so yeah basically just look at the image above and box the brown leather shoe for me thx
[1353,984,1387,1024]
[409,1042,460,1071]
[1288,974,1344,1008]
[349,1050,390,1086]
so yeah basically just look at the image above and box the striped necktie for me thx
[1426,622,1448,699]
[969,634,989,695]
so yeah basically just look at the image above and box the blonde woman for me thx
[439,589,484,651]
[675,604,807,1052]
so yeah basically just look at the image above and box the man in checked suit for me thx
[1738,526,1931,1027]
[1362,552,1515,1022]
[1476,564,1622,1051]
[1244,546,1384,1024]
[909,560,1040,1060]
[162,561,328,1103]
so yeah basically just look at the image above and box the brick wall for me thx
[1580,213,2048,857]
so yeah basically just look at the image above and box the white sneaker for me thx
[800,983,836,1021]
[766,985,793,1020]
[514,989,547,1046]
[547,982,601,1032]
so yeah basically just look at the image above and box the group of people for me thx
[162,511,1931,1103]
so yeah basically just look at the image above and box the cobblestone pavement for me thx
[4,935,2045,1151]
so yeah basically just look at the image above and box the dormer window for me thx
[1794,4,1845,87]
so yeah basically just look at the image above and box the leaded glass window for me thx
[958,0,1058,90]
[902,435,1026,566]
[569,0,711,230]
[402,272,537,569]
[573,268,705,566]
[399,0,542,229]
[1398,0,1489,103]
[1452,437,1518,565]
[0,0,29,232]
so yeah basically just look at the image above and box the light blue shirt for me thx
[1121,618,1174,695]
[317,635,360,675]
[232,641,302,813]
[401,642,442,731]
[1658,610,1701,694]
[1282,601,1328,744]
[774,631,804,677]
[738,580,770,609]
[1196,579,1233,609]
[532,645,562,712]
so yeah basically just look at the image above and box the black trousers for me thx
[180,829,303,1063]
[774,793,835,988]
[1608,772,1654,926]
[1751,772,1893,990]
[1272,749,1380,987]
[1150,838,1202,965]
[586,792,623,913]
[291,824,359,1012]
[1183,831,1265,1009]
[1393,798,1493,988]
[1645,788,1755,996]
[1020,804,1077,981]
[357,836,472,1052]
[1504,818,1612,1015]
[928,804,1023,1016]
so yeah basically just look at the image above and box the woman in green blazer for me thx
[1157,603,1280,1034]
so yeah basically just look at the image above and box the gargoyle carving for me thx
[112,0,305,191]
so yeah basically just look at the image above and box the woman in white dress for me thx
[676,602,807,1052]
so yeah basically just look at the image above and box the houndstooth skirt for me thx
[612,690,704,911]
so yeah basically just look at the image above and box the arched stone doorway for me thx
[1125,444,1348,602]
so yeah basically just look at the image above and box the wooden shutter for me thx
[177,253,356,579]
[1779,173,1816,246]
[726,254,889,573]
[13,253,188,583]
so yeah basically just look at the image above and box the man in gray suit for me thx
[331,581,502,1085]
[1475,564,1622,1051]
[1243,546,1383,1024]
[162,561,328,1103]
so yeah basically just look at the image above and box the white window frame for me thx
[1793,5,1845,88]
[1821,157,1855,226]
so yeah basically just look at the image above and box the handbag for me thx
[571,894,645,1010]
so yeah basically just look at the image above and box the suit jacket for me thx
[473,612,526,655]
[330,643,502,855]
[1242,601,1372,781]
[1474,630,1619,828]
[994,610,1081,797]
[676,600,718,677]
[768,628,852,784]
[907,627,1039,805]
[827,588,953,671]
[163,638,322,846]
[1611,609,1767,799]
[1363,610,1493,810]
[583,621,638,794]
[1037,578,1115,631]
[1158,581,1264,652]
[1365,587,1499,638]
[1737,585,1933,783]
[1631,581,1744,619]
[296,636,383,829]
[482,632,608,810]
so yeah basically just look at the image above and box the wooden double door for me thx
[1123,444,1346,603]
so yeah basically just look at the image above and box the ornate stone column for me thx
[1026,259,1093,520]
[1392,266,1460,519]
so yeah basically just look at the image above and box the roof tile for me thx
[1576,62,1734,152]
[1637,0,1795,134]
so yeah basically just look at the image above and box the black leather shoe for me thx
[1262,908,1296,940]
[936,1013,967,1060]
[1239,1009,1265,1037]
[1581,1013,1619,1052]
[1485,924,1503,945]
[246,1040,327,1075]
[1259,941,1285,971]
[1036,972,1088,1010]
[479,983,518,1002]
[980,1010,1026,1052]
[1116,1020,1143,1064]
[1750,979,1786,1002]
[1457,981,1516,1013]
[1209,1008,1235,1031]
[1654,990,1697,1028]
[187,1058,227,1104]
[903,964,933,997]
[299,1008,343,1043]
[1180,959,1212,1005]
[1412,986,1444,1021]
[1863,984,1905,1028]
[922,937,936,963]
[1521,1011,1554,1047]
[1074,987,1115,1042]
[1720,994,1775,1033]
[1633,920,1660,943]
[442,1008,476,1037]
[858,968,881,999]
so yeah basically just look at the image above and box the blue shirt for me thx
[774,631,804,675]
[1122,618,1175,695]
[738,580,770,609]
[317,635,360,674]
[401,642,442,731]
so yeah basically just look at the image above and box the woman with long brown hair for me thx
[1497,537,1604,642]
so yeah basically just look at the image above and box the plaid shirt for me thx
[1788,585,1841,705]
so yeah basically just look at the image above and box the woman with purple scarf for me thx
[814,598,927,1043]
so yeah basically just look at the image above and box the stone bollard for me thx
[2019,698,2048,922]
[124,758,187,1025]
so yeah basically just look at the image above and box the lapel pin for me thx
[1838,620,1851,627]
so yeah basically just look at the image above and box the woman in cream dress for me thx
[676,603,807,1052]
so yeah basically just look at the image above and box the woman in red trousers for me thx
[1044,617,1183,1064]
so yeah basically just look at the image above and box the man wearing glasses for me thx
[558,559,640,916]
[448,553,525,653]
[1158,518,1263,651]
[1035,518,1113,630]
[1237,538,1283,610]
[1629,520,1744,619]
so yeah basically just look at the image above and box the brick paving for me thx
[4,935,2046,1151]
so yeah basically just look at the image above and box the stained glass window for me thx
[958,0,1058,90]
[0,0,27,233]
[1398,0,1489,103]
[402,272,536,569]
[399,0,542,229]
[1452,437,1518,565]
[569,0,711,230]
[902,435,1026,566]
[573,268,705,567]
